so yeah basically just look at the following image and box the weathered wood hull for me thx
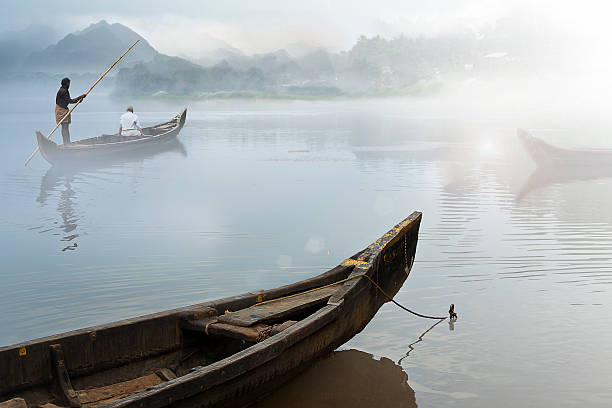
[518,128,612,167]
[36,109,187,166]
[0,212,422,408]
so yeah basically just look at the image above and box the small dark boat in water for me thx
[36,109,187,166]
[518,128,612,167]
[0,212,422,408]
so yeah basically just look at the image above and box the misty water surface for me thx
[1,94,611,407]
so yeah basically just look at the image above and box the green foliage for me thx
[114,32,482,98]
[114,56,269,96]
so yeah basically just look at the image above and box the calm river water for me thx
[1,94,611,407]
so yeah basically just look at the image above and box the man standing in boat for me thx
[55,77,86,145]
[119,105,143,137]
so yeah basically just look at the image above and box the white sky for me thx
[3,0,612,58]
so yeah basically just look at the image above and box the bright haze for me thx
[1,0,608,57]
[3,0,612,120]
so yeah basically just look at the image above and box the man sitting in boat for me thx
[119,105,143,137]
[55,77,86,144]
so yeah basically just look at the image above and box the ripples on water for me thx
[1,98,612,406]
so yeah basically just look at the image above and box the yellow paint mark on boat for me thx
[256,294,265,303]
[341,258,369,267]
[18,347,26,357]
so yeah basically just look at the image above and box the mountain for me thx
[190,46,246,67]
[0,25,61,72]
[24,20,159,74]
[4,18,547,98]
[284,41,328,58]
[218,49,304,83]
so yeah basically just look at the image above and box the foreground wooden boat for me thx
[517,128,612,167]
[0,212,422,408]
[36,109,187,166]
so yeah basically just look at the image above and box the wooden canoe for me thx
[0,212,422,408]
[36,109,187,166]
[517,128,612,167]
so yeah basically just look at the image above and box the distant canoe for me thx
[517,128,612,167]
[0,212,422,408]
[36,109,187,166]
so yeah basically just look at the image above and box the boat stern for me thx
[36,131,60,165]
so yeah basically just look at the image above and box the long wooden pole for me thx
[25,39,140,166]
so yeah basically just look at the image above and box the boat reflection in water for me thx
[37,170,79,251]
[255,349,417,408]
[515,128,612,198]
[36,139,187,251]
[516,164,612,201]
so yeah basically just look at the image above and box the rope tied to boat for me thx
[358,273,447,320]
[251,272,447,320]
[204,318,218,336]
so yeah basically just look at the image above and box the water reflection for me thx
[398,318,446,365]
[517,165,612,201]
[4,101,612,406]
[256,349,417,408]
[35,139,187,251]
[38,169,79,250]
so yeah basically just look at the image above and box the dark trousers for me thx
[61,123,71,144]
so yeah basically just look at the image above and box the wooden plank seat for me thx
[217,284,339,327]
[180,284,338,343]
[181,319,297,343]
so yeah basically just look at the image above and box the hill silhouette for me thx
[1,17,553,98]
[0,25,61,72]
[24,20,158,74]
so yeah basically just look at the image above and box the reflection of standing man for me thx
[55,78,86,145]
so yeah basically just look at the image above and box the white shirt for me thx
[120,111,142,136]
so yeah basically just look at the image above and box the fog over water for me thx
[2,91,612,406]
[3,2,612,406]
